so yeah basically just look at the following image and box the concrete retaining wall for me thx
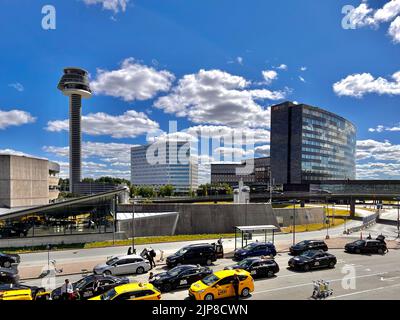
[273,207,325,227]
[118,203,279,235]
[118,214,179,237]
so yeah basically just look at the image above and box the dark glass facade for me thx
[271,102,356,185]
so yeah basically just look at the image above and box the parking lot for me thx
[21,247,400,300]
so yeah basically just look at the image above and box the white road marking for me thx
[253,271,388,295]
[328,283,400,299]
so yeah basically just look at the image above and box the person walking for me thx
[127,247,132,255]
[61,279,74,300]
[148,272,154,281]
[232,274,240,301]
[147,248,156,269]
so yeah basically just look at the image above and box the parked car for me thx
[0,223,31,239]
[345,237,387,254]
[233,242,277,261]
[51,274,129,300]
[166,244,217,268]
[289,240,328,256]
[89,283,161,301]
[225,257,279,278]
[0,268,19,285]
[0,252,20,268]
[150,265,212,292]
[93,254,151,276]
[0,283,47,300]
[288,250,337,272]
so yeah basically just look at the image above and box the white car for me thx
[93,255,151,276]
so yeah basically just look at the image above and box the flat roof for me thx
[235,225,278,231]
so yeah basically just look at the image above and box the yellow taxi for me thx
[0,285,50,301]
[189,269,254,300]
[89,282,161,301]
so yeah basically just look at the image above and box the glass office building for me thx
[131,141,198,194]
[271,101,356,186]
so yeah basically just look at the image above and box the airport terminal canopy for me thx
[234,225,278,250]
[0,188,125,239]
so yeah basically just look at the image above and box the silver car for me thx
[93,255,151,276]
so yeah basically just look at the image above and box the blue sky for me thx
[1,0,400,182]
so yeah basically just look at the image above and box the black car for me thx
[0,223,31,239]
[225,257,279,278]
[51,274,129,300]
[0,252,20,268]
[150,264,212,292]
[289,240,328,256]
[233,242,277,261]
[0,268,19,285]
[345,239,387,254]
[166,244,217,268]
[288,250,337,271]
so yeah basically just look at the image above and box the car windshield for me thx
[296,241,309,246]
[237,259,253,268]
[106,257,119,266]
[74,277,93,290]
[175,248,188,256]
[300,251,317,258]
[354,240,365,246]
[101,288,117,300]
[167,267,187,277]
[243,243,259,250]
[201,274,220,286]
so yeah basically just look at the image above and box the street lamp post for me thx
[325,197,330,240]
[397,198,400,239]
[292,199,296,246]
[131,199,136,254]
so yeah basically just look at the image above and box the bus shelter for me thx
[234,225,278,250]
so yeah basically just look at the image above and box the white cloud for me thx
[237,57,244,65]
[255,144,270,156]
[8,83,24,92]
[261,70,278,84]
[299,76,306,83]
[46,110,159,138]
[43,141,138,174]
[356,139,400,161]
[368,123,400,133]
[349,0,400,43]
[154,69,286,128]
[389,16,400,43]
[82,0,129,13]
[333,71,400,97]
[0,109,36,129]
[91,58,175,102]
[300,66,307,71]
[275,64,288,71]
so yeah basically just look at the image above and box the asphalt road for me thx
[23,248,400,300]
[18,219,362,268]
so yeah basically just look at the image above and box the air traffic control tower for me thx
[57,68,92,194]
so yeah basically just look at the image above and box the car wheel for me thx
[163,283,172,292]
[267,270,274,278]
[136,266,145,274]
[206,259,212,266]
[241,287,250,298]
[355,248,361,254]
[103,270,112,276]
[204,293,214,301]
[3,261,11,268]
[329,261,336,268]
[303,264,311,272]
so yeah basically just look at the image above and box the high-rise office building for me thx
[131,141,198,194]
[57,67,92,194]
[270,101,356,188]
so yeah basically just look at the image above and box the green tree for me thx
[159,184,175,197]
